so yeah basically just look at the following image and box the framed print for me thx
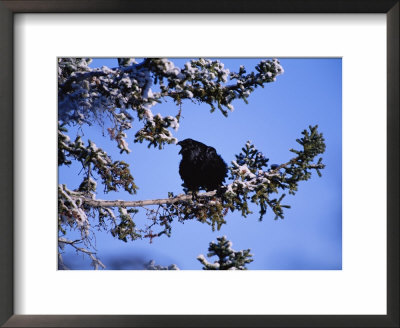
[1,1,398,327]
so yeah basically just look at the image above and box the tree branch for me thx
[77,190,217,208]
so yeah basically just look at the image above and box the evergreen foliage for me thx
[58,58,325,269]
[197,236,254,270]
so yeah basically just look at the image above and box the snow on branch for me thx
[75,190,217,208]
[197,235,254,270]
[58,124,138,194]
[60,125,326,243]
[58,57,284,150]
[58,123,326,268]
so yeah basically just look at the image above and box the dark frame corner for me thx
[1,1,398,327]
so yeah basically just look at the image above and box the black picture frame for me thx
[0,1,398,327]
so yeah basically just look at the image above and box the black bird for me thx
[177,138,228,193]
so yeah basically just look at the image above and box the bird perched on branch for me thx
[177,138,228,194]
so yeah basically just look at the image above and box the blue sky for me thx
[59,58,342,270]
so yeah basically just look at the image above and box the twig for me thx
[58,237,105,269]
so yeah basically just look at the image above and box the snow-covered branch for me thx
[57,58,329,270]
[58,57,284,150]
[59,125,326,253]
[75,191,217,208]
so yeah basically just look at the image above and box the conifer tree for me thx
[58,58,326,269]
